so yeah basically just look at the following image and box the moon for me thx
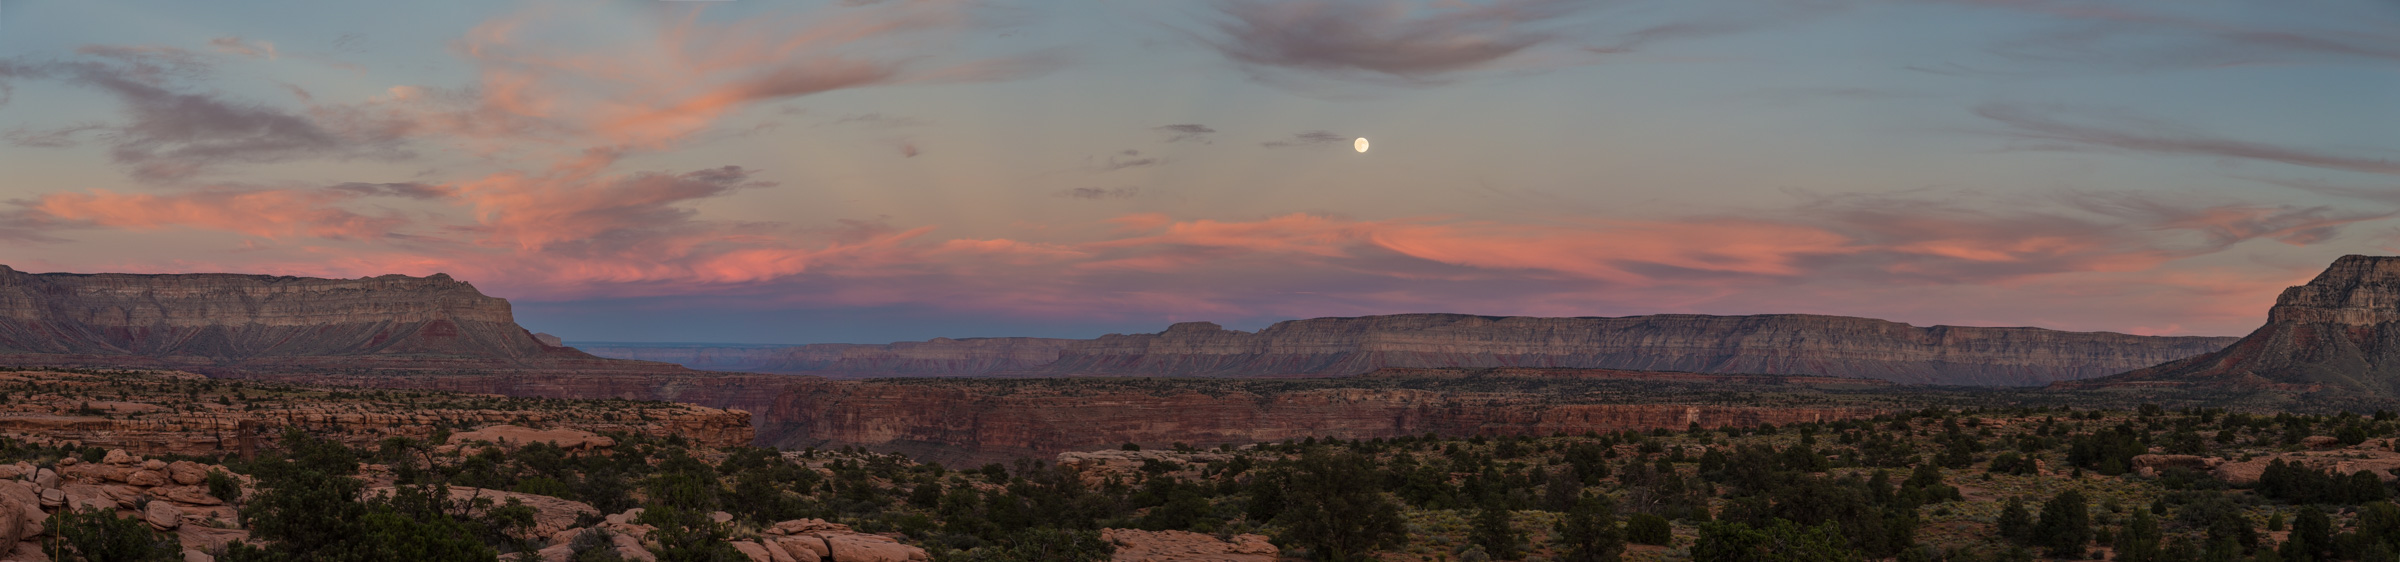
[1355,137,1369,153]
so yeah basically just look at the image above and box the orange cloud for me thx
[30,189,403,240]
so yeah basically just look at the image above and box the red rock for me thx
[127,470,170,487]
[166,462,208,486]
[141,459,166,471]
[822,534,926,562]
[448,425,615,450]
[102,450,134,465]
[730,541,776,562]
[769,536,826,562]
[145,500,183,531]
[1102,528,1279,562]
[2069,255,2400,394]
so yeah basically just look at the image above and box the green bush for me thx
[41,506,180,562]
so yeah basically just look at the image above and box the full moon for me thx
[1355,138,1369,153]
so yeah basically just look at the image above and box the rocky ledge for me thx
[2064,255,2400,397]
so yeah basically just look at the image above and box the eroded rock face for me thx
[586,314,2232,386]
[768,377,1883,465]
[2070,255,2400,395]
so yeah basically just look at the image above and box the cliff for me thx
[2067,255,2400,395]
[589,314,2236,386]
[0,265,680,372]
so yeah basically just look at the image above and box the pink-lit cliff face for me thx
[0,1,2395,342]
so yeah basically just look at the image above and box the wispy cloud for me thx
[1056,187,1141,200]
[1978,103,2400,176]
[1261,130,1347,148]
[1200,0,1586,83]
[1154,124,1215,143]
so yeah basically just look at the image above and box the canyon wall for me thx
[2068,255,2400,396]
[0,265,685,372]
[587,313,2237,386]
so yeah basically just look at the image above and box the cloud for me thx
[24,187,407,240]
[825,113,927,128]
[1091,149,1161,171]
[1951,0,2400,71]
[310,2,1044,150]
[1154,124,1215,143]
[1978,104,2400,176]
[1056,187,1141,200]
[1262,130,1348,148]
[207,37,278,60]
[1200,0,1585,82]
[1,45,409,182]
[327,181,454,200]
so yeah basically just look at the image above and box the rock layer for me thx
[2067,255,2400,395]
[762,377,1883,465]
[586,314,2234,386]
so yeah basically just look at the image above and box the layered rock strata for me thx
[764,377,1882,465]
[0,449,250,560]
[0,369,752,457]
[0,266,682,373]
[587,314,2234,386]
[2066,255,2400,395]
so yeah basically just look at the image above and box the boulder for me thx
[31,470,54,490]
[141,460,167,471]
[146,500,184,531]
[537,543,574,562]
[766,519,849,536]
[731,541,776,562]
[2131,454,2221,472]
[709,511,734,524]
[0,493,23,543]
[610,532,657,562]
[0,466,21,481]
[37,490,61,509]
[127,470,171,487]
[182,549,213,562]
[60,484,113,511]
[102,450,134,466]
[773,536,829,561]
[167,462,209,486]
[822,534,926,562]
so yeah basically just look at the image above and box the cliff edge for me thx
[2066,255,2400,395]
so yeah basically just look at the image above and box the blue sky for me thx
[1,0,2396,343]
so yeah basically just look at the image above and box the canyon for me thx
[581,313,2237,386]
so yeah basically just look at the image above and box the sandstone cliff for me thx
[0,266,679,373]
[2067,255,2400,396]
[588,314,2235,386]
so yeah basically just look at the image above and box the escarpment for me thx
[2068,255,2400,396]
[591,313,2235,386]
[0,266,681,373]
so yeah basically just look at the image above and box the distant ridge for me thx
[580,313,2238,386]
[0,265,681,373]
[2064,255,2400,395]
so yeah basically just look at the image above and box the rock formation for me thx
[585,314,2234,386]
[2066,255,2400,395]
[0,266,680,373]
[1099,528,1277,562]
[1,448,250,560]
[763,377,1885,465]
[0,369,752,457]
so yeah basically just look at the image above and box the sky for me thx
[1,0,2397,344]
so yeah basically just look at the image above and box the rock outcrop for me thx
[2066,255,2400,395]
[587,314,2234,386]
[0,449,249,559]
[764,377,1883,465]
[1099,528,1277,562]
[0,266,682,373]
